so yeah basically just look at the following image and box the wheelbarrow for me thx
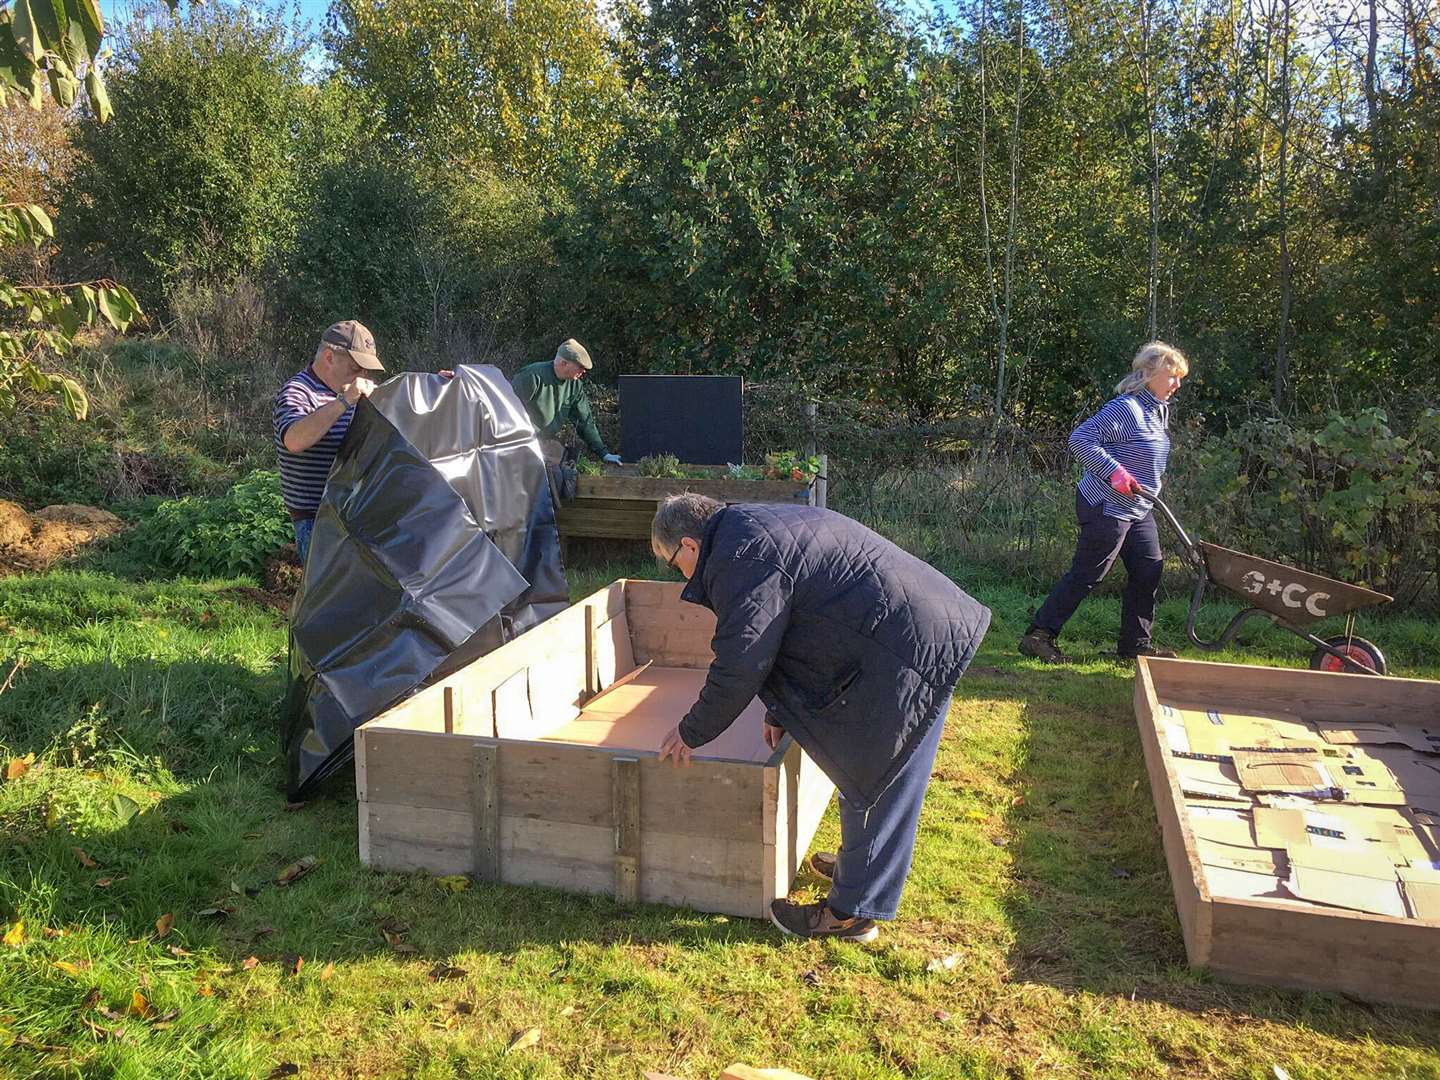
[1140,486,1392,674]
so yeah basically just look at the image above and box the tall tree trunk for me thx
[1273,0,1293,407]
[978,0,1005,417]
[1365,0,1380,181]
[1000,6,1023,416]
[1141,0,1160,339]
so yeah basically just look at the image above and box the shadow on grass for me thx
[966,662,1440,1052]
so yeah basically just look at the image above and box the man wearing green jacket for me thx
[511,339,621,464]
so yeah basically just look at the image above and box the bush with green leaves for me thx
[125,469,291,578]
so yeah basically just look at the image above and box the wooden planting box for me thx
[555,470,816,542]
[355,579,835,918]
[1135,657,1440,1009]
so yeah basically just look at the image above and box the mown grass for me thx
[2,553,1440,1079]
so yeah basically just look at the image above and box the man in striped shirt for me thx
[272,321,384,564]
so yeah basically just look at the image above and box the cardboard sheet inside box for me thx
[355,579,835,918]
[1136,657,1440,1009]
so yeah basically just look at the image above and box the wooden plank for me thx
[443,686,460,734]
[472,741,499,882]
[359,728,476,812]
[623,579,688,608]
[576,474,811,503]
[630,626,715,667]
[592,613,636,692]
[583,659,653,710]
[584,603,597,698]
[1134,660,1213,966]
[359,802,473,876]
[555,506,656,540]
[613,757,640,904]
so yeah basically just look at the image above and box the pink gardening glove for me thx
[1110,465,1141,496]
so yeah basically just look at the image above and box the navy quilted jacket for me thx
[678,504,992,809]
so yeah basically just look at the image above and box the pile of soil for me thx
[0,501,126,574]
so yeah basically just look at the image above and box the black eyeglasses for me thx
[663,544,682,571]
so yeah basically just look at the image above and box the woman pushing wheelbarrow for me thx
[1020,341,1188,664]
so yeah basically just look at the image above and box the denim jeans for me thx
[825,691,952,921]
[293,517,314,567]
[1032,492,1163,653]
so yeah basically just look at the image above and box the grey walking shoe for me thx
[1019,627,1073,664]
[808,851,836,880]
[769,899,879,942]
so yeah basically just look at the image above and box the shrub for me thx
[125,470,291,578]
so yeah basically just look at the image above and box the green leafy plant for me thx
[762,451,821,484]
[575,455,602,475]
[635,453,686,479]
[125,469,291,577]
[725,462,764,481]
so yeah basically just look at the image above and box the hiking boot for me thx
[808,851,837,880]
[1019,627,1072,664]
[769,899,879,942]
[1118,645,1178,660]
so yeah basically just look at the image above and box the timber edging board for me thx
[557,472,816,541]
[1135,656,1440,1010]
[355,579,835,919]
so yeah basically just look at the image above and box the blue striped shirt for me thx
[1070,389,1171,521]
[273,366,354,515]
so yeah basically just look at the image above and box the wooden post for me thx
[472,742,499,882]
[584,603,598,699]
[612,756,640,903]
[443,686,461,734]
[803,401,826,510]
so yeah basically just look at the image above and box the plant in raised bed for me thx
[763,451,821,484]
[636,453,687,479]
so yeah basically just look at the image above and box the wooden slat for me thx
[576,475,811,503]
[630,626,715,667]
[584,603,598,698]
[555,506,656,540]
[613,757,640,904]
[472,741,499,882]
[443,686,460,734]
[359,802,473,876]
[359,728,476,811]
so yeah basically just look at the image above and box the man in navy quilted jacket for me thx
[652,493,991,941]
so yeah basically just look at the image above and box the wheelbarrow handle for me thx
[1136,484,1203,567]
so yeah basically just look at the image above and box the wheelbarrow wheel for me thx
[1309,636,1387,675]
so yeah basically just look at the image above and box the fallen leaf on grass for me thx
[196,983,214,997]
[276,856,318,887]
[96,876,128,889]
[268,1065,299,1078]
[926,953,961,974]
[151,1008,180,1029]
[559,1005,576,1017]
[155,913,174,939]
[318,962,335,982]
[1110,867,1132,880]
[71,847,99,869]
[82,987,100,1009]
[506,1027,541,1053]
[434,875,470,894]
[196,904,233,918]
[41,926,66,939]
[802,970,822,987]
[934,1009,952,1022]
[52,959,91,976]
[3,920,23,946]
[128,991,154,1020]
[453,1001,473,1015]
[253,926,278,940]
[242,956,260,970]
[112,794,139,825]
[281,953,303,976]
[5,754,35,781]
[167,945,191,957]
[427,963,466,981]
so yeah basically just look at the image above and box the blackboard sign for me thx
[619,375,743,465]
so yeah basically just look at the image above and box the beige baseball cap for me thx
[320,320,384,371]
[554,338,592,370]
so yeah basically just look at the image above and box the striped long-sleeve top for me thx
[272,366,354,516]
[1069,388,1171,522]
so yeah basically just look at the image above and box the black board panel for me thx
[619,375,743,465]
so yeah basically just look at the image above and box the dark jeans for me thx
[826,691,952,921]
[1032,492,1163,653]
[293,517,314,567]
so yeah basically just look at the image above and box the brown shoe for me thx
[1118,645,1178,660]
[808,851,836,880]
[769,899,879,942]
[1019,627,1072,664]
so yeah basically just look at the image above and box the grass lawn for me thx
[2,553,1439,1079]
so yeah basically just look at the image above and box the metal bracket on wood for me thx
[472,742,499,882]
[612,756,640,904]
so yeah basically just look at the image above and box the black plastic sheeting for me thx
[281,365,569,799]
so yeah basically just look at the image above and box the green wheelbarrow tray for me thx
[1140,485,1393,674]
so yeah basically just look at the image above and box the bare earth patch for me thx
[0,500,126,574]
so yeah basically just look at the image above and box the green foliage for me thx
[61,4,310,307]
[124,470,290,578]
[634,452,686,479]
[1174,409,1440,607]
[326,0,624,192]
[575,454,603,475]
[0,0,122,118]
[762,450,821,483]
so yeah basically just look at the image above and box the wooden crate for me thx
[556,472,815,542]
[1135,657,1440,1009]
[355,579,835,918]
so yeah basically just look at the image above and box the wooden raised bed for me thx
[355,579,836,918]
[555,470,817,542]
[1135,656,1440,1009]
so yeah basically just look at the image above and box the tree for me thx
[1,0,146,420]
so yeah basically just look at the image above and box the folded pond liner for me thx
[281,364,570,799]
